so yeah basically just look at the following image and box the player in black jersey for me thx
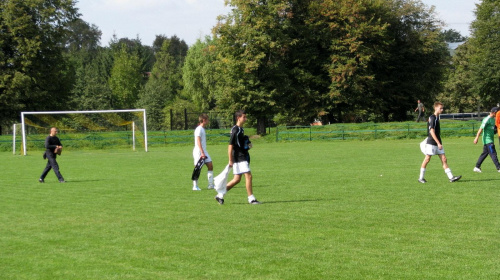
[418,102,461,183]
[215,110,260,205]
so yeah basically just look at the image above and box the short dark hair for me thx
[198,113,208,124]
[235,110,246,119]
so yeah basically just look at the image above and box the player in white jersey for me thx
[192,114,214,190]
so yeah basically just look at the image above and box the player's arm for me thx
[196,136,205,158]
[429,128,442,149]
[228,144,234,167]
[474,128,483,145]
[496,114,500,135]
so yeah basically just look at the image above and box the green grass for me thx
[1,138,499,279]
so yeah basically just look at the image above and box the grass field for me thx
[1,138,499,279]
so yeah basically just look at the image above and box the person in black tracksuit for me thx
[39,127,65,183]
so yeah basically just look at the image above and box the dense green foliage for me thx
[1,0,495,135]
[0,0,78,130]
[441,0,500,113]
[441,29,468,43]
[469,0,500,105]
[182,38,217,111]
[2,139,500,278]
[212,0,449,132]
[136,41,177,130]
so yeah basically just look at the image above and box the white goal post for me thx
[21,109,148,155]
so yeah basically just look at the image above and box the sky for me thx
[77,0,479,47]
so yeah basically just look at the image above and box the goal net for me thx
[20,109,148,155]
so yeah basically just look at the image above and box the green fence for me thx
[1,128,242,153]
[275,121,481,142]
[0,121,483,153]
[147,129,232,146]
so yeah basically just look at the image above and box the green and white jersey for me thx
[480,115,496,145]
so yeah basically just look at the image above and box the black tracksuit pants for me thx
[40,151,64,181]
[476,143,500,170]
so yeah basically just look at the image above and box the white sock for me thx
[419,168,426,180]
[193,180,198,187]
[207,171,214,186]
[445,168,453,179]
[216,193,224,199]
[248,194,256,203]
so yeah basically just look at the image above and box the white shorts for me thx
[233,161,250,175]
[420,138,445,156]
[193,148,212,165]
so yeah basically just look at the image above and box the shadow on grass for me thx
[230,198,334,205]
[63,179,103,183]
[455,178,500,183]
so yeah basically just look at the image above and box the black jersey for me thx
[45,135,62,153]
[426,114,441,146]
[229,125,249,163]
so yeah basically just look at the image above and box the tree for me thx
[182,37,218,111]
[372,0,449,121]
[319,0,449,122]
[110,36,155,73]
[152,35,188,66]
[108,45,143,109]
[438,42,478,112]
[468,0,500,106]
[212,0,449,130]
[441,29,467,43]
[63,18,102,53]
[136,41,181,130]
[70,47,114,110]
[310,0,390,122]
[0,0,78,131]
[214,0,325,133]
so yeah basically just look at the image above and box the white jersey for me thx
[193,125,211,164]
[194,125,207,153]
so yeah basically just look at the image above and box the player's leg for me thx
[192,149,201,190]
[204,153,214,189]
[206,161,214,189]
[438,153,461,182]
[475,145,489,172]
[419,155,431,183]
[244,172,253,196]
[39,160,52,182]
[486,143,500,171]
[438,153,449,169]
[50,156,65,182]
[243,171,260,204]
[421,155,431,169]
[226,174,242,191]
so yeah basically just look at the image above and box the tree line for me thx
[0,0,494,135]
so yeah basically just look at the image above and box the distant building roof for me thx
[447,42,466,56]
[447,42,465,50]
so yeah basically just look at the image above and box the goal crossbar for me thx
[21,109,148,155]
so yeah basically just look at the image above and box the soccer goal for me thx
[12,123,22,155]
[20,109,148,155]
